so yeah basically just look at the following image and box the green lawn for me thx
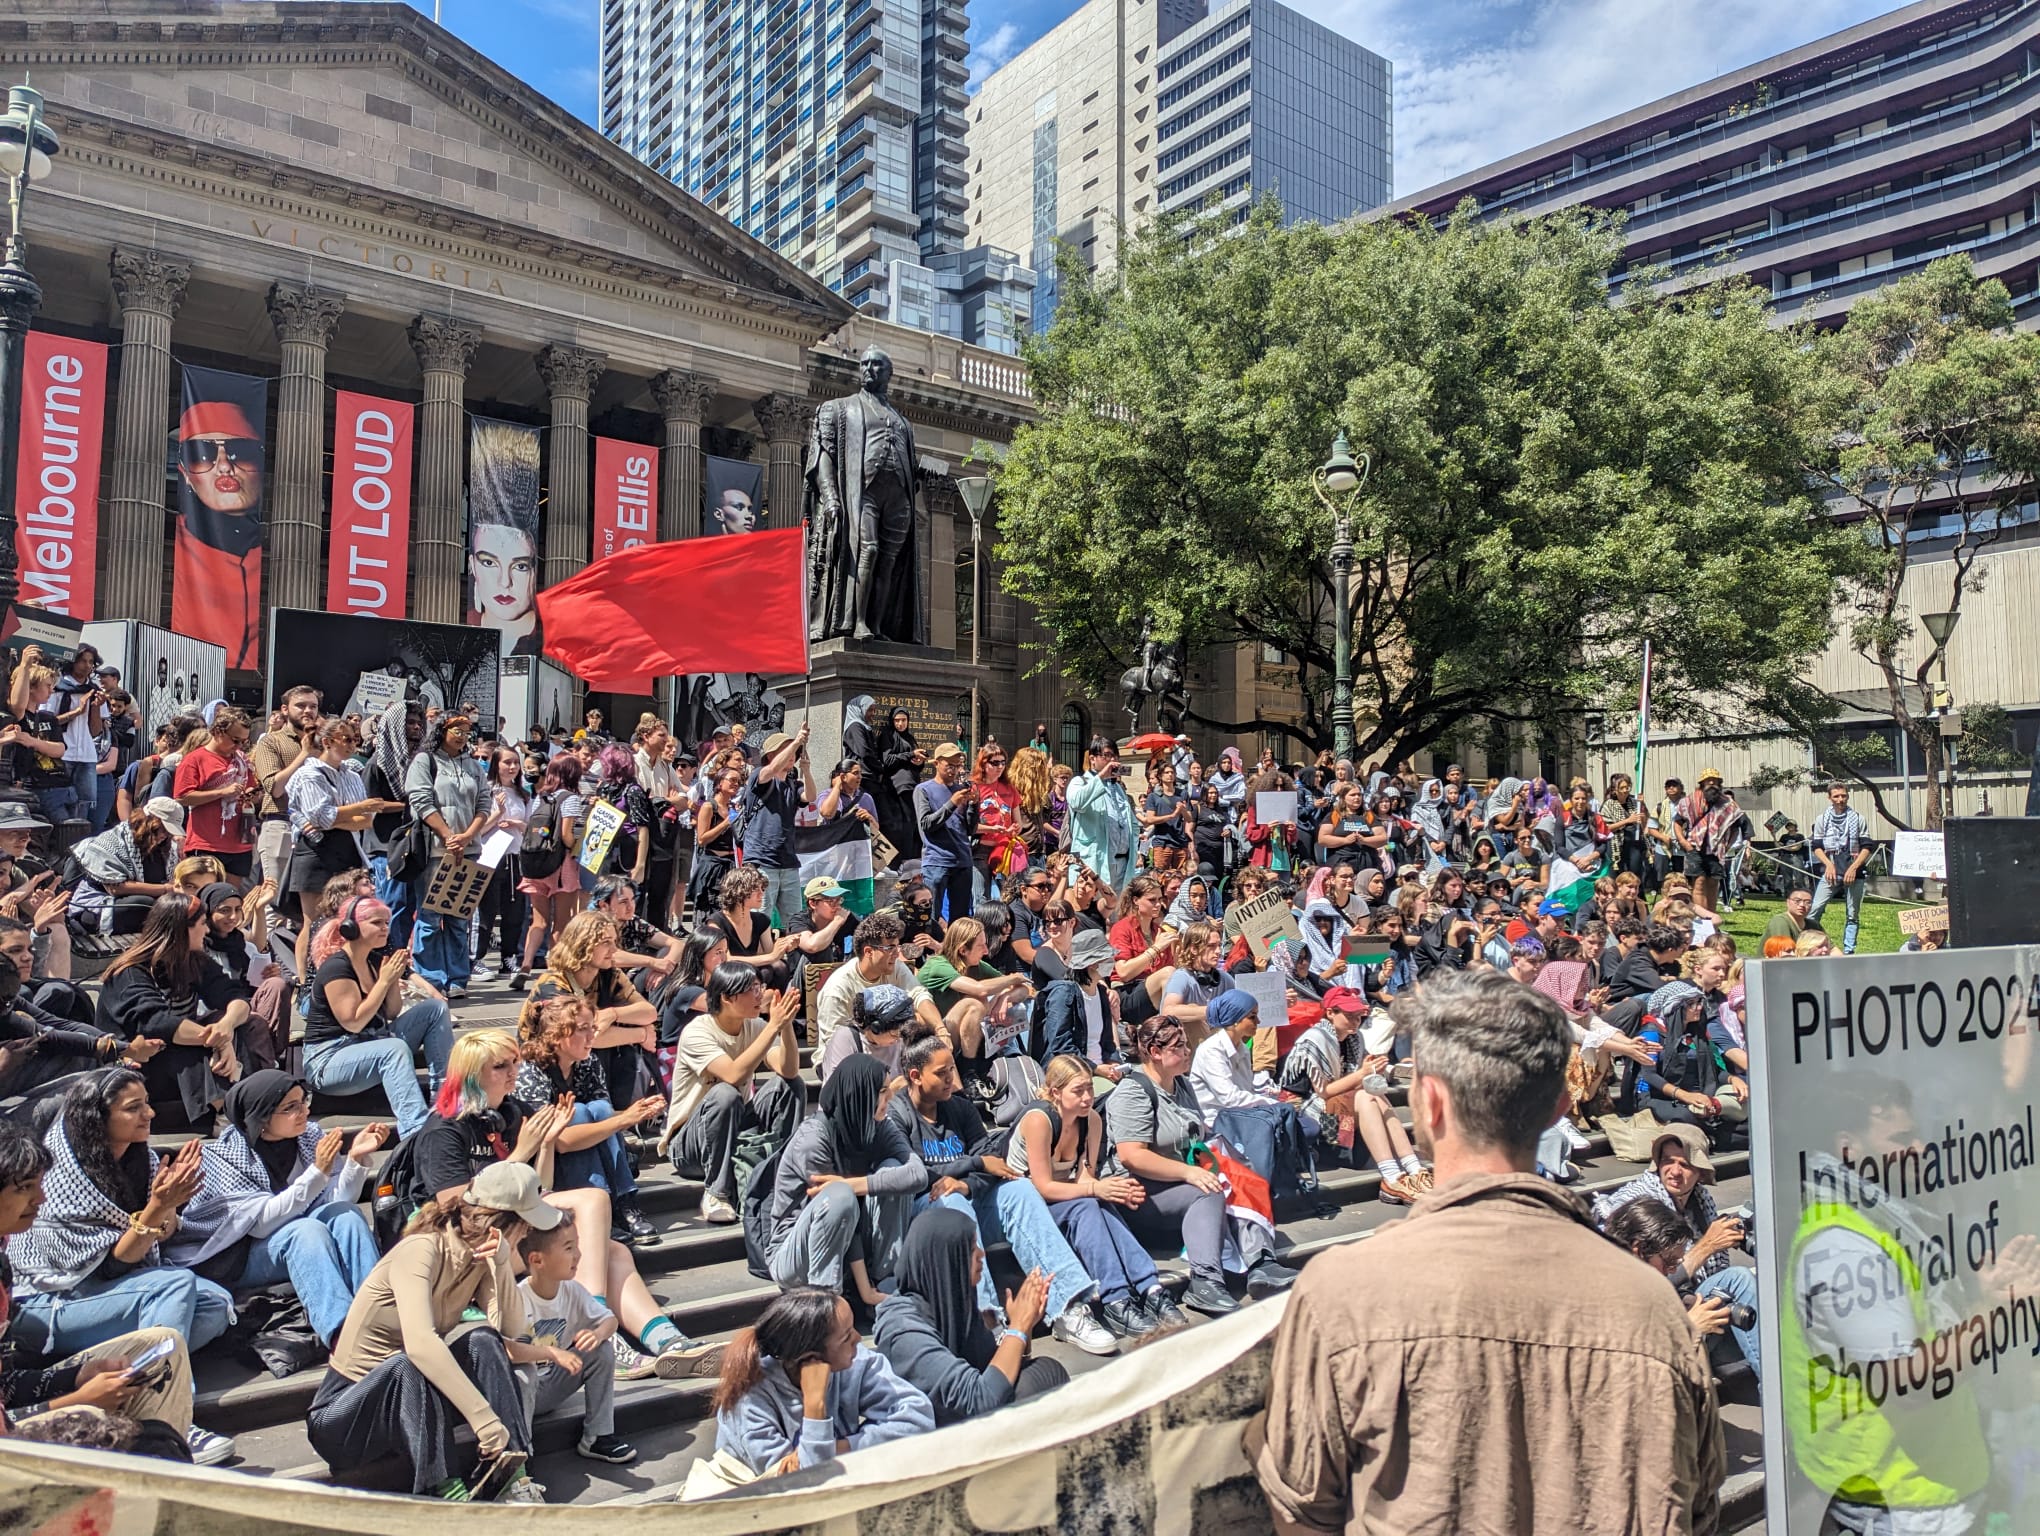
[1717,894,1924,956]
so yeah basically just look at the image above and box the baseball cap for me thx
[1537,898,1568,918]
[1321,986,1369,1016]
[1697,767,1724,784]
[803,876,847,901]
[1650,1123,1717,1183]
[142,797,187,836]
[932,741,965,761]
[464,1162,564,1230]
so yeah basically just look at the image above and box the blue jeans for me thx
[411,906,473,991]
[933,1183,1095,1323]
[35,785,78,827]
[11,1264,233,1359]
[1697,1264,1760,1371]
[238,1202,381,1344]
[923,863,974,924]
[553,1100,638,1199]
[368,852,417,950]
[66,760,97,819]
[303,998,454,1135]
[1808,870,1866,954]
[93,771,118,834]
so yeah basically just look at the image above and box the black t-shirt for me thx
[786,905,852,963]
[740,773,803,870]
[303,948,393,1048]
[1144,790,1187,849]
[8,710,68,790]
[407,1102,529,1204]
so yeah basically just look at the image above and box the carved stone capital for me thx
[267,281,344,347]
[921,472,960,514]
[108,247,190,318]
[651,369,715,423]
[753,392,815,444]
[408,313,481,376]
[537,343,607,403]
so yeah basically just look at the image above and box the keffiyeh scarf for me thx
[11,1124,158,1294]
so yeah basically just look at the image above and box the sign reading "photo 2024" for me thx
[1747,943,2040,1536]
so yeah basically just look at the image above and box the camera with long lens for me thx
[1727,1202,1758,1256]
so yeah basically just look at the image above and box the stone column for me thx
[927,477,958,655]
[537,344,606,589]
[752,393,812,531]
[651,369,713,542]
[105,248,190,625]
[265,282,345,615]
[407,315,480,624]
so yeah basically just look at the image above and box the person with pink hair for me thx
[300,895,455,1136]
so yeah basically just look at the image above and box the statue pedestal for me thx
[773,638,981,773]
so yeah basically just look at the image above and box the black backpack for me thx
[520,790,570,877]
[740,1136,788,1281]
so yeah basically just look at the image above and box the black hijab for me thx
[198,882,250,982]
[818,1054,889,1176]
[885,1205,990,1364]
[224,1069,307,1192]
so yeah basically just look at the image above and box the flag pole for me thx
[1634,639,1652,789]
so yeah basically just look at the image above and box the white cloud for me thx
[1289,0,1897,197]
[968,21,1024,92]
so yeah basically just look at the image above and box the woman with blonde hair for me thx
[1008,1055,1175,1336]
[521,910,660,1119]
[172,854,227,895]
[402,1030,720,1381]
[1007,746,1055,863]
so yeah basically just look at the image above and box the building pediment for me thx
[4,0,850,326]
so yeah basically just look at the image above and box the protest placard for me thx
[578,798,625,873]
[1224,888,1303,960]
[1254,791,1297,825]
[1897,904,1949,936]
[420,855,491,920]
[1891,829,1946,879]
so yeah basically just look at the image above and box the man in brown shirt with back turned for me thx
[1247,968,1724,1535]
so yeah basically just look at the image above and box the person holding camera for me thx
[1594,1124,1759,1369]
[1604,1197,1748,1358]
[1067,737,1137,893]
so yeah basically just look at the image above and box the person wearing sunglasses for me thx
[172,398,266,668]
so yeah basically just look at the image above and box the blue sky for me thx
[443,0,1902,196]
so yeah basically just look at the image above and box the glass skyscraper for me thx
[599,0,970,313]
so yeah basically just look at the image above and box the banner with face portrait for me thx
[703,455,762,537]
[172,365,268,670]
[466,417,542,658]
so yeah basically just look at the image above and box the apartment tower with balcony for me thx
[1383,0,2040,326]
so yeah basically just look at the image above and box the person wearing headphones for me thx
[300,896,454,1137]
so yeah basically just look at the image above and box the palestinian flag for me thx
[794,819,875,916]
[1545,857,1595,915]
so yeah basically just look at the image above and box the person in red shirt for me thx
[173,706,257,881]
[968,744,1024,895]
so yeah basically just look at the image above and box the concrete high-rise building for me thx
[967,0,1391,324]
[599,0,972,315]
[1382,0,2040,828]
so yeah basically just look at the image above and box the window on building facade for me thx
[1060,703,1089,766]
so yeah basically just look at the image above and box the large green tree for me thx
[995,200,1852,762]
[1749,255,2040,830]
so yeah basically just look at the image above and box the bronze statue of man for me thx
[803,347,926,644]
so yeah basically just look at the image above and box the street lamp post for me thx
[955,473,994,754]
[1311,429,1370,764]
[0,85,60,614]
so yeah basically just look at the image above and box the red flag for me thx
[536,525,809,690]
[14,333,108,618]
[326,392,414,619]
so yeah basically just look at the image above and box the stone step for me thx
[190,1149,1753,1457]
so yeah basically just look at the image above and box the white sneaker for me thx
[187,1425,236,1466]
[1050,1302,1119,1357]
[469,962,497,983]
[653,1338,727,1379]
[1559,1120,1592,1152]
[700,1191,738,1225]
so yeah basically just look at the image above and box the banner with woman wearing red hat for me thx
[172,365,268,669]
